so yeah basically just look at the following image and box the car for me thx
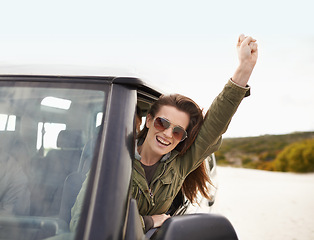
[0,65,238,240]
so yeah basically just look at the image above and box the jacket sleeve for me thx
[178,80,250,177]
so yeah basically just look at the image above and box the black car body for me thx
[0,65,237,240]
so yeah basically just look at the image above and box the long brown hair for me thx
[182,162,213,203]
[137,94,213,203]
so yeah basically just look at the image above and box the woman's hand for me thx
[237,34,258,68]
[152,214,171,228]
[232,34,258,87]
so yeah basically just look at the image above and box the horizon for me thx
[223,130,314,139]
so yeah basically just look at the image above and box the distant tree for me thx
[274,139,314,173]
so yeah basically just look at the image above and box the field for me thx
[211,167,314,240]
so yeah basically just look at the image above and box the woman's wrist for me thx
[232,64,254,87]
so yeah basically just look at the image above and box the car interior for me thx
[0,82,106,239]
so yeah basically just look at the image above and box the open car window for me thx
[0,81,107,240]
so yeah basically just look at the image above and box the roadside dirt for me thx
[211,167,314,240]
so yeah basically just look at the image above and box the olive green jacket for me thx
[132,80,249,218]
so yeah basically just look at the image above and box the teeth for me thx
[157,136,170,146]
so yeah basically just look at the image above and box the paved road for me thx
[210,167,314,240]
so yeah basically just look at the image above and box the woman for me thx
[133,34,258,231]
[70,34,258,233]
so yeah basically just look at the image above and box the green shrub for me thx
[274,139,314,173]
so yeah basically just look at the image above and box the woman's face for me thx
[145,105,190,157]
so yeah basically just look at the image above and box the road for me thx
[210,166,314,240]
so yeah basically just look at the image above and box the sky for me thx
[0,0,313,138]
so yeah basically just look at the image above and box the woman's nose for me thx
[163,127,173,138]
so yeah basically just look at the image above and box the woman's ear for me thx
[146,114,153,129]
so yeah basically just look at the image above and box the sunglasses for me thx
[153,117,188,142]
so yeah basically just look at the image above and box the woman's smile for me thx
[156,135,171,147]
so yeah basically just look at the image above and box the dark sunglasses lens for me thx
[173,127,187,141]
[154,117,170,131]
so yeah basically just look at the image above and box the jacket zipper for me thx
[134,163,155,206]
[149,188,155,206]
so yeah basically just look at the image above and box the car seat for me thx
[58,128,100,225]
[30,130,84,217]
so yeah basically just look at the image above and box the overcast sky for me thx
[1,0,313,138]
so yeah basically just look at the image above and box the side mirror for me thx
[152,213,238,240]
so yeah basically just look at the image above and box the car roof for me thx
[0,63,163,101]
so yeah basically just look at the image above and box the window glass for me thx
[7,115,16,131]
[0,114,16,131]
[0,82,107,240]
[96,112,103,127]
[37,122,66,154]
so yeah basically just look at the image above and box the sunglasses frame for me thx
[153,116,188,142]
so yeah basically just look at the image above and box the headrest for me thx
[57,130,83,149]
